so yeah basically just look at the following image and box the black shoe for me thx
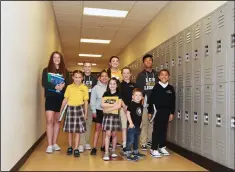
[122,147,127,155]
[127,154,138,161]
[147,141,152,148]
[67,147,73,155]
[100,146,105,152]
[141,145,147,151]
[74,149,80,157]
[116,142,122,147]
[123,147,126,152]
[90,148,97,155]
[133,152,146,159]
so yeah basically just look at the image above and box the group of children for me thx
[47,54,176,161]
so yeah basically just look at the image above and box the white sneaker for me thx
[159,147,169,156]
[111,152,118,158]
[52,144,61,151]
[103,152,110,161]
[150,150,161,158]
[85,144,91,150]
[46,145,53,153]
[78,145,84,153]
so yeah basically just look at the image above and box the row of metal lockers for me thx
[128,2,234,169]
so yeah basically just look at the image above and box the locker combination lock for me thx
[172,59,175,67]
[231,33,235,48]
[185,111,189,121]
[205,45,209,57]
[231,117,235,129]
[178,56,182,65]
[185,53,189,62]
[194,112,198,123]
[216,40,222,53]
[216,114,221,127]
[177,110,181,119]
[160,64,164,69]
[194,50,198,60]
[204,113,209,125]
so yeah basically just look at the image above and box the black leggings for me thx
[151,109,170,150]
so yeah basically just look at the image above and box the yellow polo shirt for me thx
[64,83,89,106]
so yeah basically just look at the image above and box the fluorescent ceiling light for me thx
[78,62,97,66]
[81,38,110,44]
[79,54,102,57]
[83,7,128,18]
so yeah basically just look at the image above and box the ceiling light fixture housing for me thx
[80,38,111,44]
[79,54,102,57]
[83,7,128,18]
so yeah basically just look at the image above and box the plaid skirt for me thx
[63,105,86,133]
[102,114,121,131]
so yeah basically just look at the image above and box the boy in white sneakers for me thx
[148,69,175,157]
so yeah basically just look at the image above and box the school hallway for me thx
[1,1,234,171]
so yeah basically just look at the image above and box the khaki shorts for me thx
[120,108,127,129]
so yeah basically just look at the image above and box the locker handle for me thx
[231,33,235,48]
[194,50,198,60]
[204,113,209,125]
[177,110,181,119]
[185,53,189,62]
[205,45,209,57]
[165,62,169,68]
[216,40,222,53]
[231,117,235,129]
[194,112,198,123]
[178,56,182,65]
[216,114,221,127]
[172,59,175,67]
[185,111,189,121]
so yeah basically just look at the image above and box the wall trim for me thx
[166,141,234,172]
[10,132,46,171]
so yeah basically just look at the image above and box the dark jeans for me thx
[151,109,170,150]
[126,127,141,155]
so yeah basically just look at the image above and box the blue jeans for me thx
[126,127,141,156]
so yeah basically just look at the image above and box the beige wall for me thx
[1,1,62,171]
[119,1,227,68]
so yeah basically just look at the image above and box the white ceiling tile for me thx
[135,1,168,6]
[54,13,82,21]
[112,28,142,40]
[121,18,149,28]
[81,27,117,40]
[82,15,125,25]
[52,1,82,7]
[82,21,119,28]
[126,3,163,19]
[53,4,83,15]
[83,1,136,11]
[79,43,107,54]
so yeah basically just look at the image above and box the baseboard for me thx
[10,132,46,171]
[166,141,234,172]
